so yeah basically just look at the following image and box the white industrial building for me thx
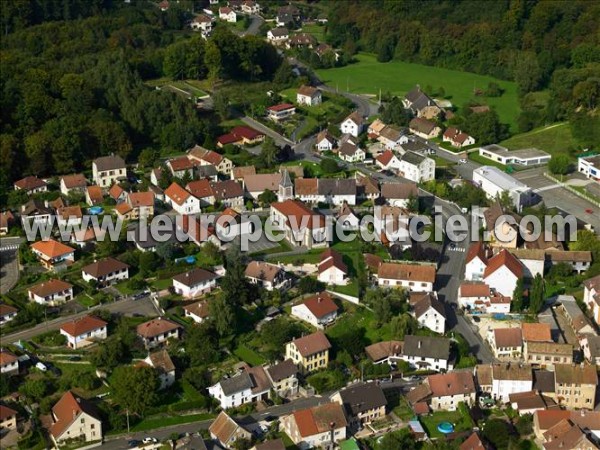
[479,145,551,166]
[473,166,535,211]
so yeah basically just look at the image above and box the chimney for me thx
[418,340,422,349]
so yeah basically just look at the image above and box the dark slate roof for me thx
[93,155,126,171]
[196,165,218,178]
[401,151,427,166]
[401,140,429,153]
[336,382,387,416]
[318,178,356,196]
[267,359,297,383]
[403,335,450,360]
[280,169,293,188]
[220,371,254,396]
[533,370,556,393]
[22,199,52,216]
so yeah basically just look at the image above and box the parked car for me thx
[128,440,140,447]
[142,437,158,444]
[35,362,47,372]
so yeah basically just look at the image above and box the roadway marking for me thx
[448,247,466,252]
[0,245,19,251]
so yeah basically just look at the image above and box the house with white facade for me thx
[136,317,182,349]
[373,206,411,248]
[380,182,418,208]
[583,273,600,327]
[491,363,533,403]
[60,315,108,349]
[30,239,75,271]
[281,402,347,450]
[376,262,436,293]
[337,202,360,230]
[578,154,600,182]
[219,6,237,22]
[172,268,218,298]
[340,112,364,137]
[317,249,348,286]
[270,200,328,249]
[401,335,452,372]
[28,279,74,305]
[338,142,366,163]
[183,301,209,324]
[427,371,476,411]
[190,14,214,35]
[483,249,524,297]
[0,349,19,376]
[14,175,48,195]
[92,155,126,188]
[267,27,289,43]
[245,261,290,291]
[315,130,336,152]
[410,292,446,334]
[266,360,299,398]
[267,103,296,121]
[60,174,87,196]
[464,242,488,281]
[49,391,103,445]
[443,127,475,148]
[82,257,129,287]
[164,182,201,215]
[187,145,233,175]
[139,349,176,390]
[297,85,322,106]
[208,365,272,408]
[488,328,523,359]
[291,292,338,328]
[375,150,402,172]
[330,382,387,429]
[473,166,535,211]
[398,151,435,183]
[409,117,441,139]
[0,304,17,326]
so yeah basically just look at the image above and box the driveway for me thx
[242,116,294,146]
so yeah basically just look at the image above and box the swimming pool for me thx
[437,422,454,434]
[88,206,104,215]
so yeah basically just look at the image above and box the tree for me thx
[512,277,524,312]
[548,154,571,175]
[259,137,279,168]
[210,295,236,337]
[377,428,414,450]
[258,189,277,207]
[570,229,600,261]
[139,252,160,276]
[390,314,416,339]
[320,158,340,174]
[515,51,542,96]
[298,277,326,294]
[156,242,175,261]
[529,274,545,314]
[111,366,158,416]
[91,339,129,370]
[482,418,512,450]
[20,379,49,401]
[373,295,392,325]
[185,323,220,366]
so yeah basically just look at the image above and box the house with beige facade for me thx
[285,331,331,374]
[49,391,102,445]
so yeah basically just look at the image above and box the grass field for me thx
[300,23,326,42]
[500,122,580,159]
[316,53,520,130]
[234,343,266,366]
[419,409,473,439]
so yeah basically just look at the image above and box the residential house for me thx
[340,112,365,137]
[553,363,597,410]
[28,279,74,305]
[491,363,533,403]
[401,335,451,371]
[92,155,126,187]
[270,200,328,249]
[337,202,359,230]
[287,33,317,49]
[57,206,83,228]
[139,349,176,390]
[541,420,597,450]
[209,412,252,449]
[115,191,155,220]
[190,14,213,35]
[209,180,244,210]
[241,0,260,14]
[375,150,402,172]
[291,292,339,328]
[297,85,322,106]
[281,402,347,450]
[21,199,53,228]
[315,130,336,152]
[398,151,435,183]
[267,27,289,43]
[108,184,126,204]
[411,292,445,334]
[474,364,493,395]
[30,239,75,271]
[338,142,366,163]
[533,409,600,441]
[0,211,15,235]
[209,364,272,408]
[266,359,298,397]
[483,200,520,249]
[483,249,523,297]
[245,261,290,291]
[85,186,104,206]
[521,322,552,357]
[364,341,403,365]
[267,103,296,121]
[49,391,102,445]
[381,182,418,208]
[403,86,439,118]
[167,157,195,179]
[409,118,441,139]
[285,331,331,374]
[368,119,387,137]
[427,371,476,411]
[508,249,546,279]
[488,328,523,359]
[82,257,129,287]
[70,227,105,249]
[582,272,600,322]
[443,127,475,148]
[356,173,380,201]
[556,295,596,335]
[377,126,406,150]
[231,165,256,181]
[546,250,592,274]
[524,342,573,369]
[0,304,18,326]
[374,205,409,249]
[331,382,387,428]
[0,349,19,375]
[164,182,201,215]
[172,268,218,298]
[509,391,557,416]
[60,174,87,196]
[376,262,436,293]
[14,175,47,195]
[457,282,491,312]
[60,315,108,349]
[219,6,237,22]
[459,433,489,450]
[295,178,357,206]
[217,126,265,148]
[188,145,233,175]
[183,301,209,324]
[317,249,348,286]
[243,173,281,200]
[136,317,182,349]
[580,334,600,365]
[577,154,600,181]
[0,405,18,431]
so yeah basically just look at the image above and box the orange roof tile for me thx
[483,249,523,279]
[30,239,75,258]
[60,315,107,337]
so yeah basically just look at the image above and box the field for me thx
[299,23,326,42]
[500,122,580,159]
[316,53,520,130]
[419,408,473,439]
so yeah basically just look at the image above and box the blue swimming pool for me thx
[437,422,454,434]
[88,206,104,215]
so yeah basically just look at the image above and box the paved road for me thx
[241,14,264,37]
[0,237,24,294]
[1,297,158,343]
[242,116,294,147]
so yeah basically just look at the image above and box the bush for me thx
[33,330,67,347]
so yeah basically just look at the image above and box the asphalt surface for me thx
[1,297,158,343]
[0,237,24,294]
[241,15,264,37]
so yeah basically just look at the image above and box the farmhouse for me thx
[376,262,436,292]
[403,86,439,117]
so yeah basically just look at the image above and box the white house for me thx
[164,182,201,215]
[376,262,436,293]
[245,261,290,291]
[411,292,445,334]
[578,154,600,182]
[297,85,322,106]
[340,112,364,137]
[0,349,19,376]
[583,274,600,327]
[172,268,218,298]
[377,126,405,150]
[427,371,476,411]
[49,391,103,445]
[208,365,271,408]
[183,301,209,324]
[241,0,260,14]
[270,200,328,249]
[380,182,418,208]
[267,27,289,43]
[140,349,175,390]
[338,142,366,163]
[219,6,237,22]
[136,318,182,349]
[398,151,435,183]
[59,174,87,196]
[0,304,17,326]
[491,363,533,403]
[291,292,338,328]
[401,335,452,372]
[488,328,523,359]
[443,127,475,148]
[82,257,130,287]
[317,249,348,286]
[281,403,347,450]
[92,155,126,188]
[375,150,402,171]
[482,249,524,297]
[60,315,108,349]
[315,130,336,152]
[14,176,48,195]
[465,242,488,281]
[190,14,213,34]
[267,103,296,121]
[28,279,74,305]
[409,117,441,139]
[473,166,535,211]
[458,282,490,311]
[215,208,253,240]
[56,206,83,228]
[508,249,546,279]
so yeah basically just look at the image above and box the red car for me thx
[585,208,593,214]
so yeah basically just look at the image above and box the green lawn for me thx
[129,413,215,433]
[316,53,520,130]
[500,122,580,159]
[234,343,266,366]
[419,408,474,439]
[392,396,414,421]
[299,23,325,41]
[326,305,392,344]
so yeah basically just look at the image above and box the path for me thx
[241,116,294,146]
[0,237,23,294]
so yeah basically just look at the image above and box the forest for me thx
[0,0,284,201]
[324,0,600,141]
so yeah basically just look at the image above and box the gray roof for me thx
[93,155,126,171]
[585,334,600,358]
[533,370,555,393]
[22,199,52,216]
[401,151,427,166]
[267,359,297,382]
[318,178,356,196]
[220,371,253,396]
[473,166,529,192]
[196,165,218,178]
[401,140,429,153]
[405,87,435,112]
[270,27,289,37]
[413,293,445,319]
[403,335,450,360]
[280,169,293,188]
[336,382,387,416]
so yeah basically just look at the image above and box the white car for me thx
[142,437,158,444]
[35,362,47,372]
[458,158,467,164]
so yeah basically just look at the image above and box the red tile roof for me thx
[30,239,74,258]
[60,315,107,337]
[271,200,325,229]
[521,323,552,342]
[0,349,18,366]
[128,191,154,208]
[28,279,73,298]
[377,262,436,283]
[493,328,522,348]
[0,303,17,317]
[50,391,100,438]
[299,292,338,319]
[293,402,347,437]
[61,174,87,189]
[466,241,487,264]
[14,175,46,190]
[290,331,331,357]
[376,150,395,166]
[136,317,181,338]
[483,249,523,279]
[0,404,17,421]
[168,157,195,172]
[86,186,104,204]
[267,103,295,112]
[427,371,475,397]
[109,183,125,200]
[318,248,347,274]
[165,182,192,206]
[460,432,486,450]
[460,282,491,298]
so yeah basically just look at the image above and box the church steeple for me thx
[278,169,293,202]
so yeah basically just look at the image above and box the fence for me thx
[543,173,600,207]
